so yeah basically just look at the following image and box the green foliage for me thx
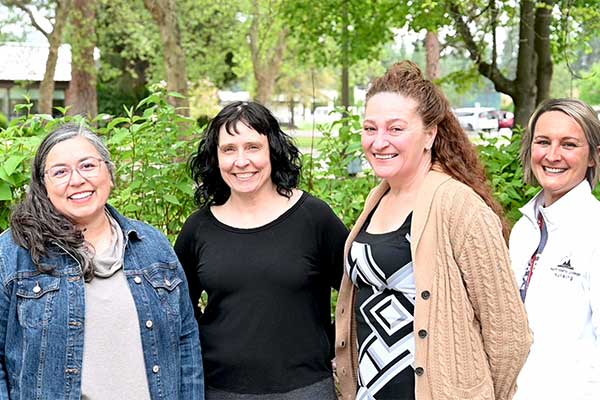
[282,0,406,68]
[0,110,57,229]
[578,62,600,105]
[300,111,377,226]
[96,84,199,240]
[97,82,150,117]
[477,129,538,225]
[0,113,7,130]
[0,86,200,241]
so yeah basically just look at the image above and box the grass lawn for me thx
[293,136,322,149]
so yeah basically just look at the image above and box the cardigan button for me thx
[341,367,347,376]
[421,290,431,300]
[340,340,346,348]
[415,367,424,376]
[418,329,428,338]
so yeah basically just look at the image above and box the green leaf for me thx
[107,128,130,145]
[167,91,186,99]
[176,182,195,196]
[3,155,26,176]
[53,106,68,115]
[0,181,12,201]
[107,117,130,130]
[164,194,181,205]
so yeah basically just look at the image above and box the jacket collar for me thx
[105,204,143,241]
[519,180,592,232]
[348,166,451,254]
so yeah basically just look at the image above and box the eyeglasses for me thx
[44,157,109,186]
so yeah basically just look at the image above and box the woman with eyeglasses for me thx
[0,123,204,399]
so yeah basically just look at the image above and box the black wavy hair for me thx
[190,101,302,207]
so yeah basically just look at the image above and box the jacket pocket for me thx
[16,275,61,329]
[143,262,183,316]
[448,376,495,400]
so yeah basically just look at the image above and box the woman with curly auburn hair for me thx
[335,61,531,400]
[175,101,348,399]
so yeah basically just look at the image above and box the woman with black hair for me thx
[175,101,348,399]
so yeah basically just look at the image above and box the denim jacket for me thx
[0,205,204,400]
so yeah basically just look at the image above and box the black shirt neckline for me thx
[207,191,308,233]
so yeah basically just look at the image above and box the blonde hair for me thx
[521,98,600,188]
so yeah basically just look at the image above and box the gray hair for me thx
[521,98,600,189]
[10,123,115,281]
[34,123,116,186]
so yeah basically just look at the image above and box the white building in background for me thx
[217,90,251,104]
[0,42,71,119]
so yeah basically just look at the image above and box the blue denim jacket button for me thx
[0,205,204,398]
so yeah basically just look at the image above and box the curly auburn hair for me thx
[189,101,302,207]
[366,60,510,240]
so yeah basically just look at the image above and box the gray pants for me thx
[206,377,337,400]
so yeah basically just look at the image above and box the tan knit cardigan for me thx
[335,170,532,400]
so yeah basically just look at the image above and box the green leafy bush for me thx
[0,86,200,241]
[1,91,553,241]
[477,129,538,225]
[0,112,7,130]
[299,112,378,227]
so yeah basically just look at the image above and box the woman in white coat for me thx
[510,98,600,400]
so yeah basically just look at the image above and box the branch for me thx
[447,1,515,97]
[2,0,51,40]
[248,4,261,69]
[490,0,498,69]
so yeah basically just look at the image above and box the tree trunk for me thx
[39,0,71,115]
[340,0,350,110]
[66,0,98,118]
[341,64,350,110]
[425,30,441,80]
[449,0,554,128]
[1,0,72,115]
[249,0,288,105]
[513,0,538,127]
[534,0,555,105]
[254,70,277,105]
[143,0,189,115]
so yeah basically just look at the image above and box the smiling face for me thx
[531,110,593,206]
[44,136,113,227]
[217,121,273,199]
[362,92,436,186]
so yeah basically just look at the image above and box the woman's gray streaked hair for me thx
[521,98,600,189]
[10,123,115,281]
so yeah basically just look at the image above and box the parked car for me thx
[496,110,514,129]
[453,107,499,132]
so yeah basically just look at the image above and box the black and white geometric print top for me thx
[347,212,416,400]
